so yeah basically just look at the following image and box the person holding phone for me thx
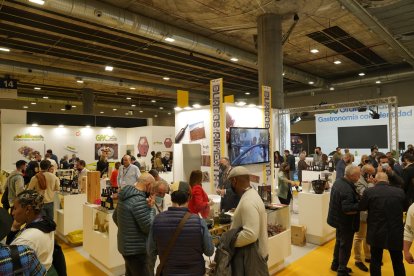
[377,154,404,188]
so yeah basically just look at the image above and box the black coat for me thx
[359,182,406,250]
[403,163,414,207]
[327,177,360,232]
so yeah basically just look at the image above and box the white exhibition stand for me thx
[298,191,335,245]
[83,204,125,276]
[267,206,291,274]
[54,193,87,238]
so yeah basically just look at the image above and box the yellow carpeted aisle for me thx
[276,239,414,276]
[60,242,106,275]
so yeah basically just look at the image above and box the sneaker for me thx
[355,262,369,272]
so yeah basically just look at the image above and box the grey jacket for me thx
[355,175,374,222]
[113,185,155,256]
[214,228,269,276]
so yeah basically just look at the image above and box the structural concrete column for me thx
[82,88,95,115]
[257,13,284,109]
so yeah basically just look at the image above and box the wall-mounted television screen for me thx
[229,127,270,166]
[338,125,388,148]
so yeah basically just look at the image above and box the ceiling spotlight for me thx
[100,111,104,114]
[174,107,182,111]
[358,107,367,112]
[43,96,48,99]
[163,77,170,81]
[334,60,342,64]
[60,108,65,111]
[369,108,380,119]
[282,72,285,76]
[113,108,117,111]
[86,125,91,128]
[31,102,37,105]
[130,87,136,90]
[29,0,45,4]
[359,72,366,76]
[34,87,41,90]
[230,57,239,62]
[192,104,201,108]
[329,87,335,91]
[376,80,381,84]
[76,80,84,84]
[151,99,157,103]
[290,115,302,124]
[131,104,136,107]
[126,97,131,100]
[310,49,319,54]
[164,37,175,42]
[58,125,64,128]
[72,105,77,108]
[159,107,164,110]
[168,112,171,115]
[139,110,143,113]
[0,47,11,52]
[245,92,250,95]
[23,106,28,109]
[31,123,38,127]
[106,126,112,129]
[308,81,314,85]
[154,114,158,117]
[236,101,246,106]
[105,66,113,72]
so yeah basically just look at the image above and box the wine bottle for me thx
[66,180,72,193]
[101,189,107,208]
[174,124,188,143]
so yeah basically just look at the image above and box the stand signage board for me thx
[210,78,224,189]
[0,78,18,99]
[262,86,273,190]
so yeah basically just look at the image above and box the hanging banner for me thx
[210,78,224,190]
[262,85,273,190]
[0,78,18,99]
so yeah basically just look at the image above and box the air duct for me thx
[22,0,326,87]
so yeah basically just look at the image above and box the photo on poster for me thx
[202,171,210,183]
[95,143,118,160]
[189,121,206,141]
[16,144,44,160]
[201,155,211,167]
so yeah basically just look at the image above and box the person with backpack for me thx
[6,190,58,275]
[0,207,47,275]
[2,160,27,212]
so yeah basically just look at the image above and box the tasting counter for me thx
[83,204,125,276]
[298,191,335,245]
[53,192,87,239]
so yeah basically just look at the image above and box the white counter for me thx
[83,204,125,276]
[54,193,87,237]
[298,191,335,245]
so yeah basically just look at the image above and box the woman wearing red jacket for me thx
[188,170,213,218]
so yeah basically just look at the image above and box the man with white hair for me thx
[113,173,155,276]
[360,172,406,275]
[328,164,361,275]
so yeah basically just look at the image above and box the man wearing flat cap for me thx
[228,166,269,271]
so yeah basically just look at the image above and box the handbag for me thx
[155,212,192,276]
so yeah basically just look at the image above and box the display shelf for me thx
[266,206,291,273]
[298,191,335,245]
[53,192,87,237]
[83,204,125,276]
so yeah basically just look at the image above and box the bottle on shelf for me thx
[174,124,188,143]
[66,180,72,193]
[101,189,107,208]
[93,213,99,231]
[105,189,114,210]
[71,180,79,194]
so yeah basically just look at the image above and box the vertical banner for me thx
[210,78,224,191]
[262,86,273,197]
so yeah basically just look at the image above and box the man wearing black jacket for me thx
[359,172,406,275]
[328,164,361,276]
[377,155,404,188]
[402,154,414,207]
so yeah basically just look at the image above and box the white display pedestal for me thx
[159,171,173,184]
[267,206,291,274]
[54,193,87,238]
[83,204,125,276]
[298,192,335,245]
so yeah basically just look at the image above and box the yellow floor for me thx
[60,242,106,275]
[277,239,414,276]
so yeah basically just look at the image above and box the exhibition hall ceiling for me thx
[0,0,413,116]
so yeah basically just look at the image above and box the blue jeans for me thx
[42,202,54,221]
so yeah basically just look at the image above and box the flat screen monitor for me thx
[338,125,388,148]
[229,127,269,166]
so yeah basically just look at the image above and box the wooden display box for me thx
[87,171,100,204]
[291,225,306,246]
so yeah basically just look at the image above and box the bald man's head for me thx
[375,172,389,183]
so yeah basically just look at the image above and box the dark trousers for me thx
[42,202,54,221]
[278,188,292,205]
[370,246,405,276]
[123,254,149,276]
[332,227,354,274]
